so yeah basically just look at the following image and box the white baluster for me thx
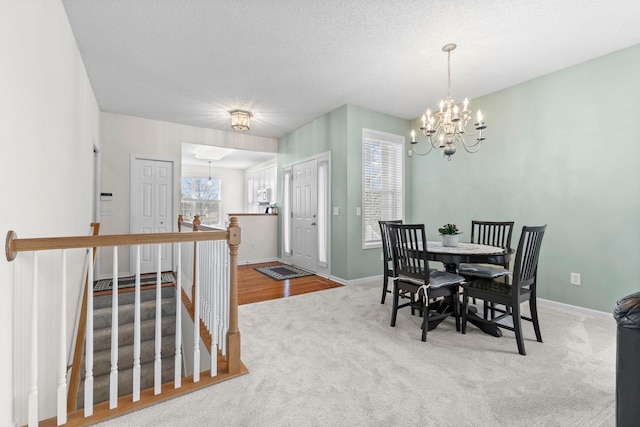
[154,244,162,395]
[193,242,200,383]
[174,244,182,388]
[84,250,94,416]
[28,252,38,427]
[109,247,119,409]
[57,250,68,425]
[222,242,230,357]
[133,246,141,401]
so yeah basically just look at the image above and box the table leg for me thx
[464,308,502,337]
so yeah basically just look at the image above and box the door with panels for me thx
[290,158,318,272]
[131,158,174,274]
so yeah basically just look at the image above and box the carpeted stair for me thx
[76,285,180,408]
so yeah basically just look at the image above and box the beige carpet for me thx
[97,278,617,426]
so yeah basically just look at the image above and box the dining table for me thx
[422,241,515,337]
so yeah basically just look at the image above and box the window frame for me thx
[361,128,405,249]
[180,176,223,226]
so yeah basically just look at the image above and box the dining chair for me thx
[461,225,547,355]
[458,220,514,279]
[458,220,514,319]
[387,223,465,342]
[379,220,403,304]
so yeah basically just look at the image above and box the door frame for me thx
[282,151,331,278]
[129,155,177,273]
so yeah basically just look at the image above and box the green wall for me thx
[409,44,640,312]
[278,104,410,280]
[278,44,640,312]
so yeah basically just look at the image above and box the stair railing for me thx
[5,217,242,426]
[177,214,232,379]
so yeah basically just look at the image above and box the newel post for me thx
[226,216,242,373]
[177,214,183,232]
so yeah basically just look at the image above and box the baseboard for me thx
[321,274,380,287]
[238,257,279,265]
[537,298,613,320]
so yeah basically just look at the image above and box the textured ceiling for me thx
[62,0,640,140]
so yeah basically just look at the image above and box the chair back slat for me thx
[379,220,402,263]
[513,225,547,289]
[388,224,428,282]
[471,221,514,250]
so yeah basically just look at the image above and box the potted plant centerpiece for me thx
[438,223,462,247]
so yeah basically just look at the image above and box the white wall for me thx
[99,112,277,277]
[0,2,100,425]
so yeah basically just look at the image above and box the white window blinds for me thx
[362,129,404,248]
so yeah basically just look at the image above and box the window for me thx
[362,128,404,248]
[181,176,222,226]
[282,167,292,256]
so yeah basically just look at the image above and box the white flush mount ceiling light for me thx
[229,109,252,131]
[410,43,487,161]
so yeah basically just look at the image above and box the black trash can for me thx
[614,291,640,426]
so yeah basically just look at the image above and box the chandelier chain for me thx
[447,50,451,99]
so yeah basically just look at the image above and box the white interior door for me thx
[131,158,173,274]
[291,159,318,272]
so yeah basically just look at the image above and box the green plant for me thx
[438,223,462,235]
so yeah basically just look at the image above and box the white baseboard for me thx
[326,274,380,286]
[238,257,280,265]
[537,298,612,319]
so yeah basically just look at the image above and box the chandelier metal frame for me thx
[410,43,487,160]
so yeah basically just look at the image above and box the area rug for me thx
[255,265,314,281]
[93,272,176,292]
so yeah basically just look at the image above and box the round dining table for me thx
[424,241,514,337]
[425,241,512,274]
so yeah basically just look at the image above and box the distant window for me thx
[181,177,222,226]
[362,129,404,248]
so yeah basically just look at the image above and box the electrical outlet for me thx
[251,243,257,250]
[570,272,581,286]
[356,207,361,216]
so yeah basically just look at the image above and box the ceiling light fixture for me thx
[229,109,252,131]
[410,43,487,161]
[206,161,213,186]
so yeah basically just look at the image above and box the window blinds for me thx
[362,130,404,248]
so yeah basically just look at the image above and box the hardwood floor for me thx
[238,261,343,305]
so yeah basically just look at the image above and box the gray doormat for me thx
[93,272,176,292]
[255,265,314,281]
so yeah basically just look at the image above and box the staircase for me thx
[76,284,179,409]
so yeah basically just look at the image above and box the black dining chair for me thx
[379,220,402,304]
[461,225,547,355]
[459,220,514,319]
[458,220,514,279]
[387,223,465,342]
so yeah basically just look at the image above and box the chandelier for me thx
[410,43,486,160]
[229,109,252,131]
[206,161,213,186]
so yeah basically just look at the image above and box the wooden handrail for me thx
[6,229,229,261]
